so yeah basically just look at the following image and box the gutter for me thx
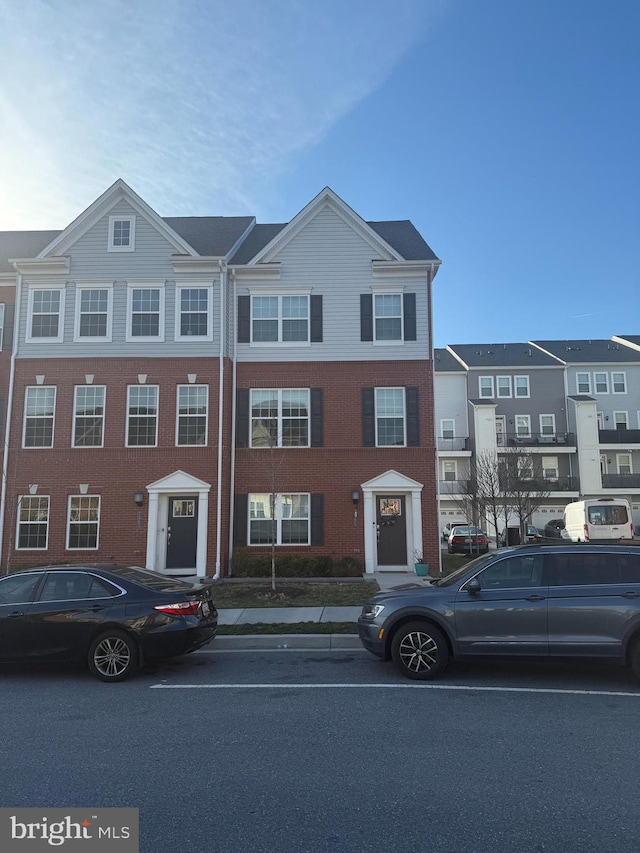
[214,259,226,580]
[228,269,238,575]
[0,271,21,573]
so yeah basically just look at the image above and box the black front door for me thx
[167,496,198,569]
[376,495,407,566]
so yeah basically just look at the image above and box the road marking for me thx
[150,682,640,697]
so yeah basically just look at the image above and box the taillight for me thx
[154,600,200,616]
[632,524,635,538]
[583,523,589,541]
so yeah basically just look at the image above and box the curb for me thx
[210,634,363,651]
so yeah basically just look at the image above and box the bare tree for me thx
[250,418,286,592]
[442,461,485,554]
[499,447,551,543]
[474,450,512,548]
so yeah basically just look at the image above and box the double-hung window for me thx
[515,415,531,438]
[67,496,100,549]
[514,375,530,398]
[75,286,112,341]
[442,461,457,482]
[617,454,632,475]
[594,372,609,394]
[250,389,310,448]
[176,385,208,446]
[612,372,627,394]
[614,411,629,430]
[176,286,213,340]
[497,376,511,398]
[249,493,310,545]
[73,386,106,447]
[542,456,558,479]
[251,295,309,343]
[127,284,164,341]
[27,288,64,342]
[577,372,591,394]
[17,496,49,549]
[23,387,55,448]
[479,377,494,398]
[126,386,159,447]
[373,294,402,341]
[539,414,556,436]
[517,457,534,480]
[375,388,406,447]
[108,216,135,252]
[441,419,455,440]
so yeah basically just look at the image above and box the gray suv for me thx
[358,544,640,680]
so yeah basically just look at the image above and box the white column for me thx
[363,490,375,573]
[146,492,159,571]
[196,491,209,578]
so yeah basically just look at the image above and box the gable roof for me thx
[531,339,640,364]
[165,216,254,257]
[447,342,562,369]
[434,347,466,372]
[367,221,438,261]
[0,231,61,273]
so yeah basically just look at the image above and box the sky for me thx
[0,0,638,347]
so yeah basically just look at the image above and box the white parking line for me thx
[150,682,640,697]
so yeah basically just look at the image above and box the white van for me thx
[563,498,634,542]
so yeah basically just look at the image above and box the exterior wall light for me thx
[134,491,145,506]
[351,489,360,505]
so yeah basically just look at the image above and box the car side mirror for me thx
[465,578,481,595]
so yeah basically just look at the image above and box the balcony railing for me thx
[602,473,640,488]
[439,480,470,494]
[498,476,578,492]
[498,432,575,448]
[599,429,640,445]
[437,437,469,451]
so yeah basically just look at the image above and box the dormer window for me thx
[108,215,135,252]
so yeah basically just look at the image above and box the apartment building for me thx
[0,180,441,577]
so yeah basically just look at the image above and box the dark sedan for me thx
[0,564,218,681]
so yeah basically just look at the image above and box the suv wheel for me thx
[630,638,640,681]
[88,630,139,682]
[391,621,449,681]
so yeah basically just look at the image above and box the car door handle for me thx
[89,604,107,611]
[525,594,545,601]
[7,610,25,618]
[621,591,640,598]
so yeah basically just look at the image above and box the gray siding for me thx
[469,367,568,434]
[566,364,640,427]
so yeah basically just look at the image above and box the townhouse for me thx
[0,180,441,577]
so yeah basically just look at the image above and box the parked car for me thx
[544,519,565,539]
[358,543,640,681]
[0,564,218,682]
[499,524,541,546]
[447,525,489,554]
[442,522,466,543]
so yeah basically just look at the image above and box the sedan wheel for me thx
[391,621,449,680]
[88,630,138,682]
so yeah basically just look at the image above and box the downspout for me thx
[228,269,238,575]
[427,263,442,575]
[0,271,21,573]
[214,259,226,579]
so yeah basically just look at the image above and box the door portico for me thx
[361,470,424,573]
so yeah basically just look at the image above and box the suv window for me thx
[475,554,544,590]
[587,505,628,525]
[0,573,41,604]
[548,552,640,586]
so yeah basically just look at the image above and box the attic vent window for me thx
[108,215,135,252]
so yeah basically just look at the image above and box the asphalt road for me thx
[2,650,640,853]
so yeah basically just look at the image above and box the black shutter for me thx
[237,296,250,343]
[362,387,375,447]
[310,295,323,342]
[3,304,14,352]
[236,389,249,447]
[406,387,420,446]
[360,294,373,341]
[310,494,324,545]
[233,494,248,545]
[310,388,323,447]
[403,293,416,341]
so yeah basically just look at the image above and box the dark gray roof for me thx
[228,224,288,264]
[448,342,562,368]
[0,230,61,273]
[532,339,640,363]
[468,398,496,406]
[164,216,254,257]
[614,335,640,347]
[367,221,438,261]
[567,395,597,402]
[434,348,465,372]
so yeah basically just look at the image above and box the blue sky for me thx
[1,0,638,347]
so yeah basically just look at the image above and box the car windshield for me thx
[434,552,495,586]
[106,565,196,592]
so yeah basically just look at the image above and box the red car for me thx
[447,526,489,554]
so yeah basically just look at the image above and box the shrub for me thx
[229,549,362,578]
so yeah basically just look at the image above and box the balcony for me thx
[599,429,640,445]
[437,437,469,451]
[602,473,640,488]
[439,480,470,494]
[499,432,575,448]
[498,476,578,492]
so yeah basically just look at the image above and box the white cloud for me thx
[0,0,439,227]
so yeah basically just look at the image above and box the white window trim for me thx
[541,456,559,480]
[440,418,455,439]
[22,386,56,449]
[375,387,407,448]
[479,376,494,398]
[0,303,5,351]
[108,215,136,252]
[249,291,311,347]
[175,284,214,342]
[616,453,632,475]
[72,385,106,449]
[496,376,512,398]
[372,291,404,346]
[175,384,209,447]
[597,411,604,429]
[515,415,532,437]
[576,372,591,394]
[16,495,50,550]
[514,375,530,398]
[25,285,65,344]
[517,457,534,480]
[126,385,159,448]
[539,414,556,436]
[126,282,165,342]
[73,283,113,343]
[613,411,629,430]
[66,495,101,551]
[442,460,457,481]
[249,388,311,449]
[593,371,609,394]
[612,371,627,395]
[248,492,311,546]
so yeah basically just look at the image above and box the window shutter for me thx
[236,389,249,447]
[403,293,416,341]
[360,294,373,341]
[310,494,324,545]
[310,388,323,447]
[310,295,323,342]
[3,304,14,352]
[406,387,420,446]
[362,388,375,447]
[233,494,248,545]
[237,296,250,343]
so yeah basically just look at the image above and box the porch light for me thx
[351,489,360,505]
[134,490,145,506]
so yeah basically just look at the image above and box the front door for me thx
[166,496,198,569]
[376,495,407,567]
[495,416,506,447]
